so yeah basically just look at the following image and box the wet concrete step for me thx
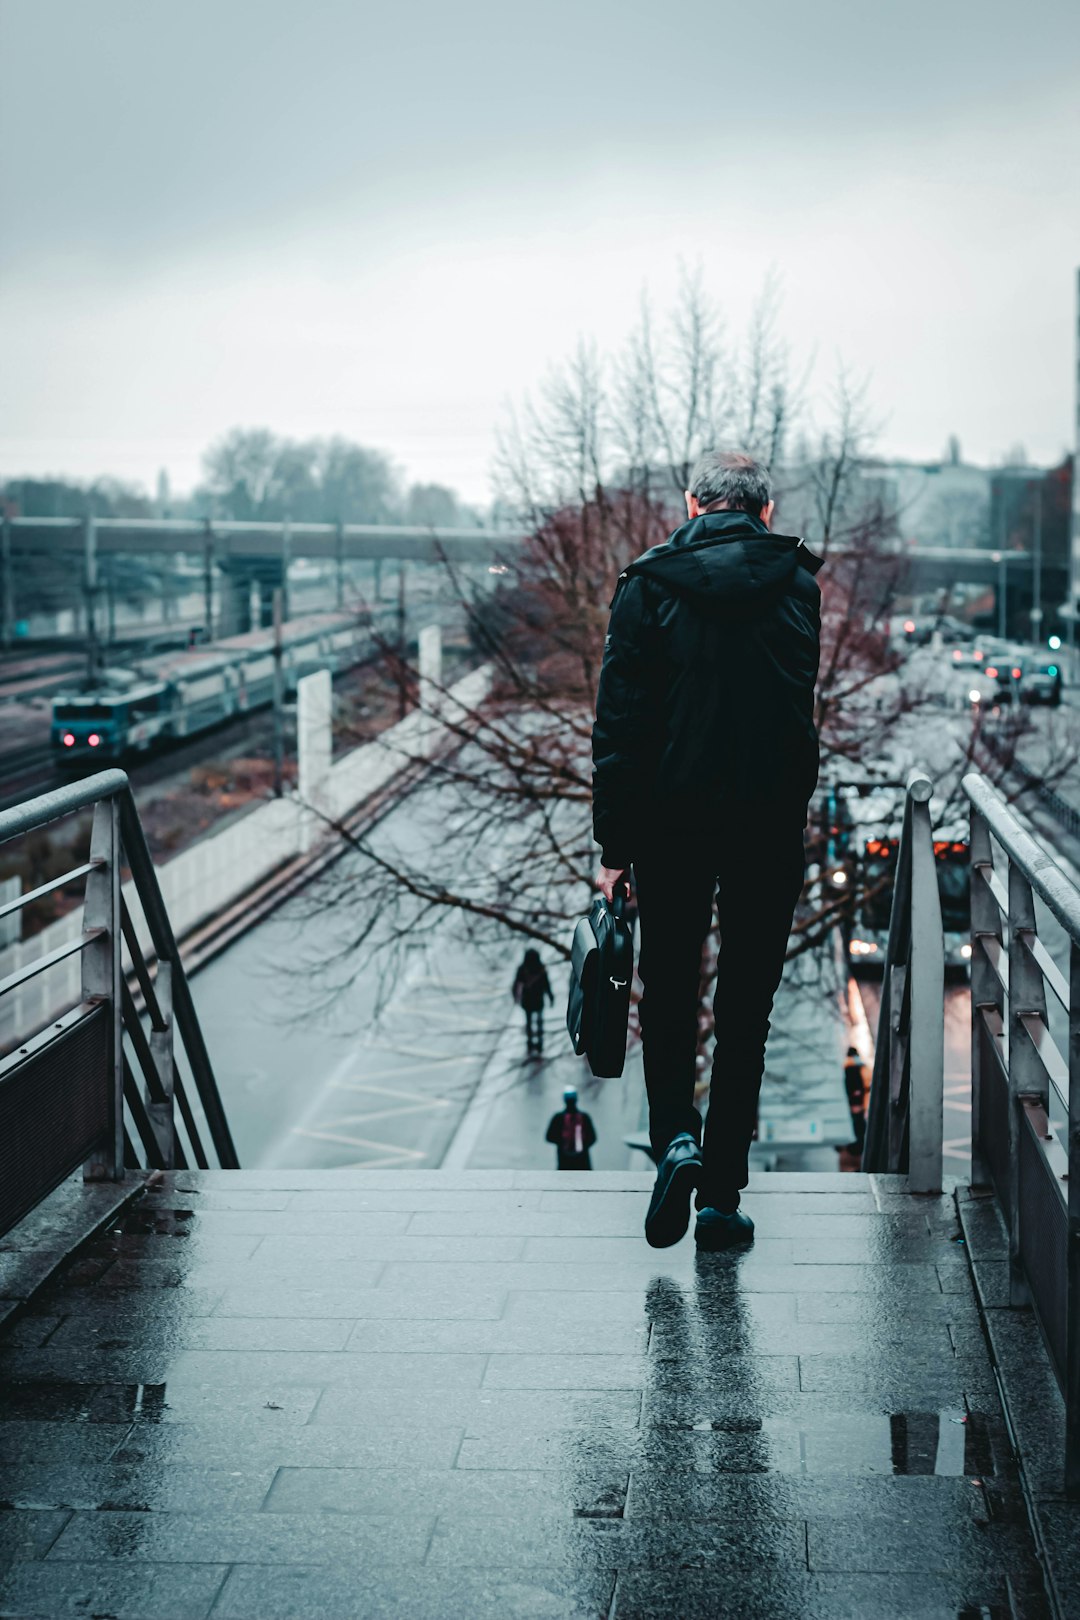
[0,1171,1056,1618]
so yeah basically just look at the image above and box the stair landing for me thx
[0,1171,1050,1618]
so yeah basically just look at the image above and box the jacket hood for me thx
[626,510,823,606]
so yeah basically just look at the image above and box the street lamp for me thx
[1029,478,1043,647]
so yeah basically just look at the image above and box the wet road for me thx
[855,980,973,1179]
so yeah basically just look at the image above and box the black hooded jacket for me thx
[591,509,823,869]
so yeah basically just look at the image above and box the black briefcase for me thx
[567,892,634,1079]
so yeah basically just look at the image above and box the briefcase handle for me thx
[606,886,627,921]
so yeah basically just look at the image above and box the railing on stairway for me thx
[0,769,237,1237]
[863,767,945,1194]
[963,771,1080,1495]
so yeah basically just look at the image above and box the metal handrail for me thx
[0,769,237,1220]
[962,770,1080,1495]
[863,768,946,1193]
[0,767,129,844]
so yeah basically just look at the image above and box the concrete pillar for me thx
[297,667,333,852]
[1,514,12,651]
[202,520,215,640]
[417,623,442,757]
[280,520,292,623]
[84,514,101,684]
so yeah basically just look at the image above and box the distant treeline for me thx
[2,427,486,529]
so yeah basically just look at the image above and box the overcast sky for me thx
[1,0,1078,504]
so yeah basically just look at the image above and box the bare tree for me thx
[294,273,1080,1049]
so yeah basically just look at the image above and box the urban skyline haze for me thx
[1,0,1078,505]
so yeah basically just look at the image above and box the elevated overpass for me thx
[1,516,527,644]
[3,516,1068,651]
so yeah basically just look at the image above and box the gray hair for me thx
[687,450,772,516]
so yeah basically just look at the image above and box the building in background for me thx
[860,441,991,549]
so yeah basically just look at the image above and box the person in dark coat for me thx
[842,1045,870,1154]
[592,450,822,1252]
[545,1085,597,1170]
[512,949,554,1055]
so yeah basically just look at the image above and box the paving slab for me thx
[0,1169,1053,1619]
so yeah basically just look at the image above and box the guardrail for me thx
[0,770,236,1236]
[863,768,945,1193]
[963,771,1080,1494]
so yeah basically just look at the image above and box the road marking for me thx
[291,1129,427,1168]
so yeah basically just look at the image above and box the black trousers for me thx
[525,1008,544,1048]
[633,809,805,1208]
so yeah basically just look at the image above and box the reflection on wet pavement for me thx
[0,1170,1052,1619]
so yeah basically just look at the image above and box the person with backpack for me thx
[592,450,822,1251]
[545,1085,597,1170]
[512,949,554,1056]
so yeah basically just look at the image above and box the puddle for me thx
[681,1410,996,1475]
[889,1409,993,1475]
[0,1380,168,1424]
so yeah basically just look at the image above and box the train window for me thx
[129,692,164,717]
[54,703,115,720]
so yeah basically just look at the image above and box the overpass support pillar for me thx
[1,514,12,651]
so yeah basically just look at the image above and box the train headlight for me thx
[969,689,981,704]
[829,869,848,887]
[62,733,75,747]
[960,943,973,960]
[88,733,101,747]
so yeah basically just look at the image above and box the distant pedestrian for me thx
[512,949,554,1056]
[842,1045,869,1154]
[546,1086,597,1170]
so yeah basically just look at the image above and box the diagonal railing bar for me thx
[117,791,238,1168]
[120,895,166,1033]
[120,981,168,1108]
[170,1062,208,1172]
[123,1052,168,1170]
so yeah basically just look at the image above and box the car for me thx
[1019,659,1063,706]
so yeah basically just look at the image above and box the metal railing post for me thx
[1068,939,1080,1495]
[908,787,945,1193]
[969,805,1000,1189]
[335,519,345,610]
[1009,860,1049,1306]
[147,959,175,1170]
[82,797,123,1181]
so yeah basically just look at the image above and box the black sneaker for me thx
[644,1133,701,1249]
[695,1206,755,1251]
